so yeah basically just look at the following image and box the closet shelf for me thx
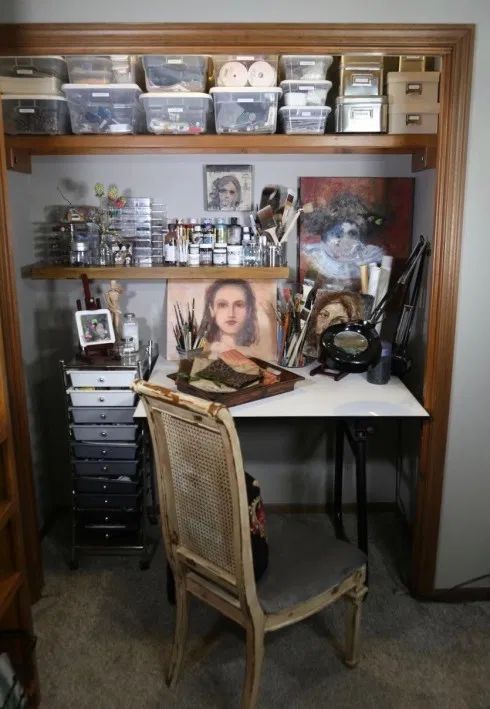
[23,264,290,281]
[5,134,438,173]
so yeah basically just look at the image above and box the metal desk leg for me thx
[344,421,373,557]
[333,420,348,541]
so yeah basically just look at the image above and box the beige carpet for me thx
[33,512,490,708]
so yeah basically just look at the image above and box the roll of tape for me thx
[217,61,248,87]
[248,60,276,87]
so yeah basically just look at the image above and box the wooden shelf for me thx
[5,134,438,173]
[0,572,22,618]
[24,264,290,281]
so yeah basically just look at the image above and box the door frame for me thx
[0,23,475,596]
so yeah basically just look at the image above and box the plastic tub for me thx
[63,84,143,134]
[213,54,278,87]
[2,94,70,135]
[279,106,331,134]
[142,55,208,92]
[0,76,62,95]
[0,56,67,81]
[279,55,333,81]
[210,87,282,134]
[66,56,113,84]
[280,80,332,107]
[140,92,213,134]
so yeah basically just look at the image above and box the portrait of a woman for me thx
[303,290,363,360]
[203,279,258,355]
[205,165,253,211]
[208,175,242,210]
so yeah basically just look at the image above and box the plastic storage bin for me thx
[140,92,213,134]
[142,55,208,92]
[388,102,439,134]
[279,55,333,81]
[387,71,440,104]
[65,55,141,84]
[210,87,282,134]
[280,80,332,107]
[2,94,70,135]
[279,106,331,134]
[63,84,143,134]
[213,55,278,87]
[0,56,67,80]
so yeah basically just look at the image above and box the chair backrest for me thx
[134,380,258,611]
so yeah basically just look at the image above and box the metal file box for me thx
[335,96,388,133]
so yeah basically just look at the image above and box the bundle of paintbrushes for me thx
[273,285,312,367]
[173,299,208,353]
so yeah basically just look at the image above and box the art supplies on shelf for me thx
[172,299,209,357]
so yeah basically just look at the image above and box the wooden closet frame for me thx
[0,23,474,597]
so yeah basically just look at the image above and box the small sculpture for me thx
[105,280,124,339]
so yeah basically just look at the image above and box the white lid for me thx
[280,55,333,62]
[387,71,440,83]
[389,101,440,114]
[0,55,66,61]
[62,83,141,91]
[279,105,331,115]
[280,80,332,90]
[1,93,67,101]
[210,86,282,94]
[140,92,210,101]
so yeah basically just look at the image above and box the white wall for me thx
[2,0,489,590]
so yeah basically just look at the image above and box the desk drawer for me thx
[73,459,140,476]
[74,476,141,494]
[67,369,138,389]
[75,492,141,508]
[67,388,137,408]
[70,406,136,424]
[71,424,139,442]
[71,441,140,460]
[77,508,141,526]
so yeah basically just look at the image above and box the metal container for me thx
[335,96,388,133]
[398,55,427,72]
[340,54,384,97]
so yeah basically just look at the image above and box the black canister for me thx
[367,340,392,384]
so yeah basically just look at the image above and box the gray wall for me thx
[2,0,489,590]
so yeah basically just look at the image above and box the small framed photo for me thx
[204,164,253,211]
[75,309,116,348]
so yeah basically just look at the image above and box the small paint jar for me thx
[188,243,200,267]
[227,245,243,266]
[199,244,213,265]
[213,246,227,265]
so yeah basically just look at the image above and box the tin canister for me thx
[213,246,227,265]
[335,96,388,133]
[227,245,243,266]
[188,243,200,266]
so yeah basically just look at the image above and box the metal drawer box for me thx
[71,424,139,442]
[71,441,140,460]
[74,492,141,508]
[67,368,138,389]
[67,388,137,408]
[335,96,388,133]
[70,406,136,424]
[340,54,384,97]
[74,476,141,494]
[73,459,140,476]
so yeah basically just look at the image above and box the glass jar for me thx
[122,312,139,353]
[70,239,91,266]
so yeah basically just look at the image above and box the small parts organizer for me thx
[61,352,156,569]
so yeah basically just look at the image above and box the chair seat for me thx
[257,513,367,615]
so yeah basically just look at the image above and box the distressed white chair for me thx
[134,380,368,709]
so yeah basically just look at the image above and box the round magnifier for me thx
[319,321,382,372]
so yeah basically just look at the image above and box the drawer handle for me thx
[102,465,108,472]
[101,449,107,455]
[104,499,108,504]
[104,516,109,522]
[100,431,108,438]
[105,533,110,539]
[103,484,107,490]
[406,82,422,95]
[98,376,106,382]
[98,396,105,402]
[99,413,107,420]
[406,113,422,125]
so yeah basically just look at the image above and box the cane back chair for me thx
[134,380,367,709]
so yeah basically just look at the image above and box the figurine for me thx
[105,280,124,339]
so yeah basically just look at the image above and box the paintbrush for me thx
[279,202,314,244]
[281,190,296,226]
[256,204,279,245]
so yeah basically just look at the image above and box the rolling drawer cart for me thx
[60,349,156,570]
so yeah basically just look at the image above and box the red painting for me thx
[298,177,414,290]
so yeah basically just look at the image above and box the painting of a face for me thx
[210,284,249,337]
[219,180,239,209]
[315,301,349,335]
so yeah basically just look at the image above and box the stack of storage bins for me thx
[278,55,333,134]
[62,55,143,134]
[1,56,70,134]
[140,55,212,134]
[336,54,388,133]
[387,56,440,134]
[210,55,281,134]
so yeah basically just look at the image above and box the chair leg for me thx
[241,620,265,709]
[344,582,367,668]
[166,582,189,688]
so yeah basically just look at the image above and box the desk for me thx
[135,356,429,561]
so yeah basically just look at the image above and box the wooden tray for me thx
[168,357,305,407]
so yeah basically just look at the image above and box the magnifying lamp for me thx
[317,236,430,374]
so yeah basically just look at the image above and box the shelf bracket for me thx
[412,146,437,172]
[7,147,31,174]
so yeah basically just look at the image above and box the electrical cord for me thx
[430,574,490,600]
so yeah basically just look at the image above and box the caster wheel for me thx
[139,560,150,570]
[68,559,79,570]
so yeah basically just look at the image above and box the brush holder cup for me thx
[266,242,287,267]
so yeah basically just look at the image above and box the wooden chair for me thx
[134,380,368,709]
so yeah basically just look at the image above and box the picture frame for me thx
[75,308,116,348]
[204,164,253,211]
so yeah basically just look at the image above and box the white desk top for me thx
[134,355,429,419]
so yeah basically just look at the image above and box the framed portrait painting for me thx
[298,177,415,291]
[75,308,115,348]
[166,279,277,361]
[204,164,253,211]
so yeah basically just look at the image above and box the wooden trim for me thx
[0,110,43,602]
[410,27,475,596]
[427,587,490,603]
[0,572,22,617]
[24,264,289,281]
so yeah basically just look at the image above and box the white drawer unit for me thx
[67,368,138,389]
[67,388,137,408]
